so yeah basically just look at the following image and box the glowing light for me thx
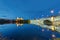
[52,34,56,38]
[42,29,44,32]
[50,10,54,13]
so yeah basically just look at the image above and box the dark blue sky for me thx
[0,0,60,40]
[0,0,60,19]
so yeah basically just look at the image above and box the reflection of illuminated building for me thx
[0,16,60,32]
[30,16,60,33]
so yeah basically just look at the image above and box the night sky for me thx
[0,0,60,40]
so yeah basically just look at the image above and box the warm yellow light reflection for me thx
[51,17,55,31]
